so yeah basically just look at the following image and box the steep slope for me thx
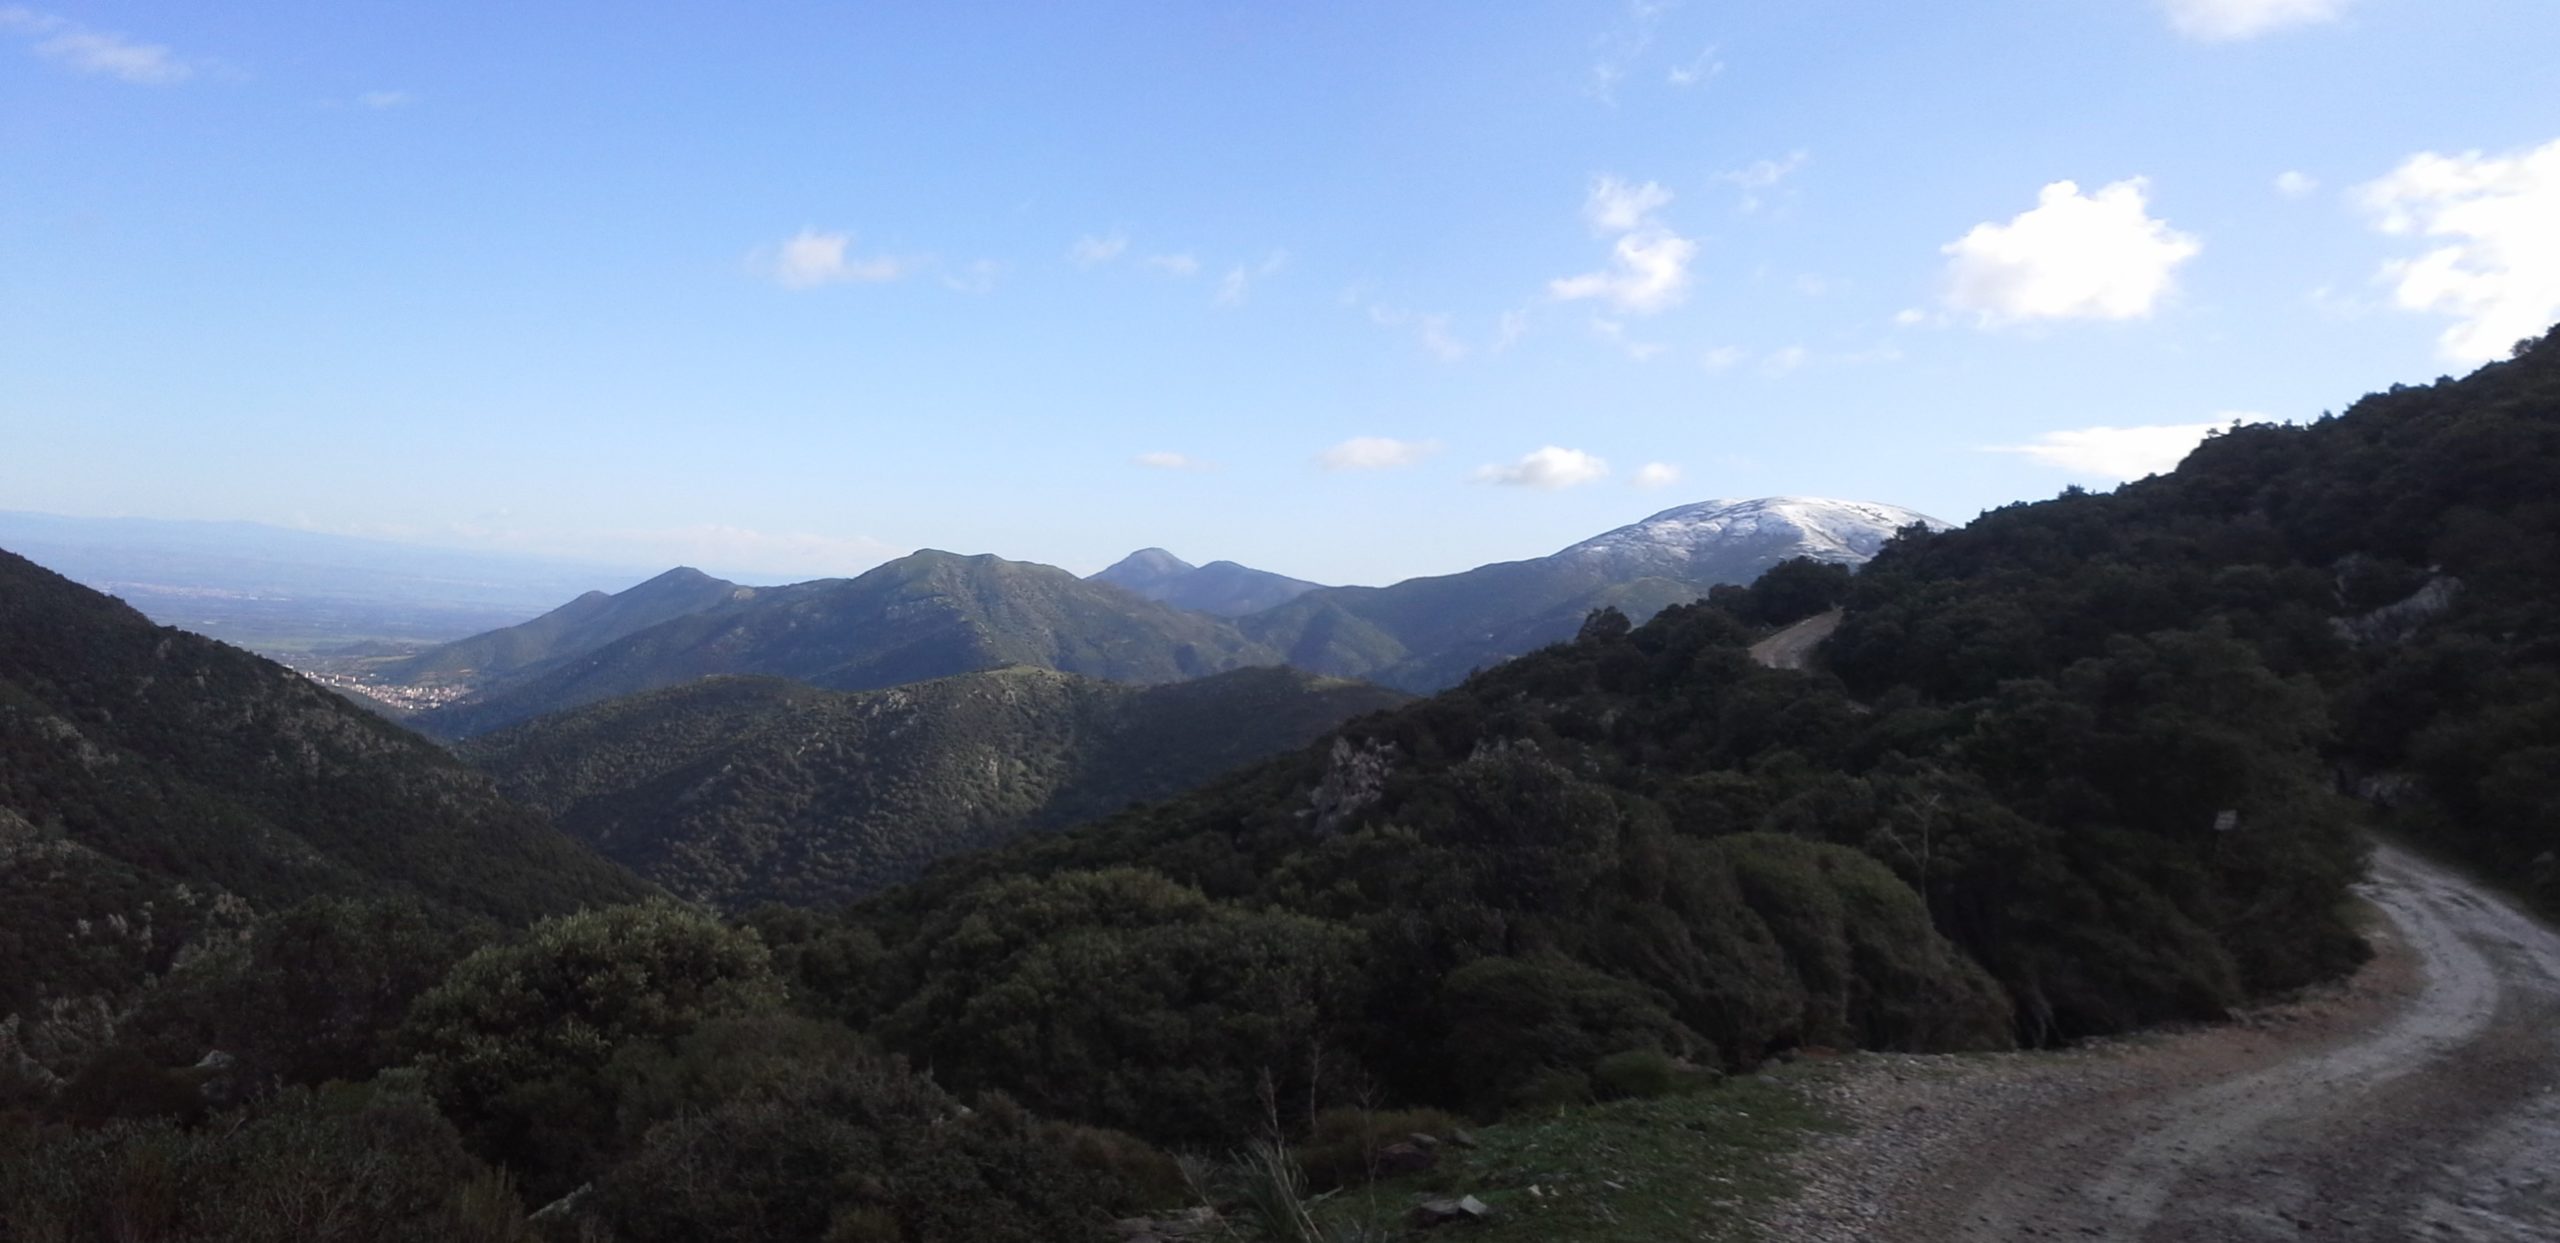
[462,665,1408,909]
[1238,496,1941,691]
[414,550,1283,739]
[375,566,747,689]
[1090,548,1327,617]
[0,549,653,1017]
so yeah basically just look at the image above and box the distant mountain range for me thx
[461,665,1409,910]
[1088,548,1328,617]
[394,496,1940,736]
[411,550,1279,738]
[1238,497,1942,689]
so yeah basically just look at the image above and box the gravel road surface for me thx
[1763,844,2560,1241]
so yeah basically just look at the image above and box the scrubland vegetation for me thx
[3,327,2554,1239]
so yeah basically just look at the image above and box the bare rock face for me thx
[1412,1195,1492,1228]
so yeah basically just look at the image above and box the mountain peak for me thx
[1090,548,1198,592]
[1563,496,1947,568]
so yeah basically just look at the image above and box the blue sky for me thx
[4,1,2555,586]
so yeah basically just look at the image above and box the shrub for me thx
[1293,1105,1465,1190]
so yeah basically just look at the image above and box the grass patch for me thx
[1306,1066,1839,1242]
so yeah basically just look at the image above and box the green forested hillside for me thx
[375,565,746,687]
[461,665,1410,909]
[7,333,2553,1243]
[414,550,1283,738]
[0,548,652,1020]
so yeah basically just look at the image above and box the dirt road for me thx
[1747,609,1842,671]
[1765,844,2560,1241]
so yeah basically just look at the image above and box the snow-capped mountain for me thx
[1558,497,1948,579]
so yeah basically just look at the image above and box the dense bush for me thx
[0,1080,533,1243]
[588,1058,1125,1243]
[403,901,787,1191]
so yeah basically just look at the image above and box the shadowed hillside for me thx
[461,665,1410,909]
[0,549,652,1018]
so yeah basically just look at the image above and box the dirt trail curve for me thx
[1748,609,1842,672]
[1764,844,2560,1241]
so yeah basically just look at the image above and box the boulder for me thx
[1412,1195,1492,1228]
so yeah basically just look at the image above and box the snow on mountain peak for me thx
[1558,496,1949,573]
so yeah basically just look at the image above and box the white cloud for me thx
[1069,233,1128,267]
[1551,229,1696,315]
[1144,253,1199,278]
[1633,462,1682,489]
[2275,170,2318,198]
[1553,175,1696,315]
[2358,138,2560,362]
[2160,0,2347,42]
[1585,176,1674,233]
[1493,307,1530,351]
[1940,178,2200,324]
[1476,446,1611,490]
[1133,451,1214,472]
[1319,437,1444,471]
[1986,421,2236,479]
[1700,345,1746,371]
[760,230,913,288]
[1763,345,1810,375]
[358,89,415,110]
[2,8,190,83]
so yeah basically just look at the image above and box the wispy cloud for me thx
[2359,137,2560,362]
[1133,451,1216,472]
[942,258,1003,295]
[1717,151,1810,212]
[1551,175,1697,316]
[1665,45,1722,87]
[357,89,416,110]
[1587,0,1671,104]
[1985,421,2237,479]
[756,229,917,288]
[1367,305,1469,361]
[1319,437,1443,471]
[1143,253,1200,278]
[1589,317,1667,361]
[1069,232,1128,268]
[2160,0,2348,42]
[1215,251,1289,307]
[1940,178,2200,324]
[2275,170,2318,198]
[2,7,191,84]
[1476,445,1611,489]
